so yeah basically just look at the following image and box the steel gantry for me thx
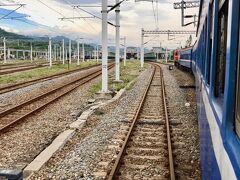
[140,29,196,67]
[173,0,200,27]
[173,0,200,9]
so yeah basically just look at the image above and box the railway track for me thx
[104,63,175,179]
[0,64,100,95]
[0,62,59,75]
[0,64,114,133]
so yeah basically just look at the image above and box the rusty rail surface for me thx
[0,62,61,75]
[0,64,114,133]
[107,63,175,180]
[0,64,101,95]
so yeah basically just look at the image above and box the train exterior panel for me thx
[180,0,240,179]
[174,47,192,69]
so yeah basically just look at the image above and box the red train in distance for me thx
[174,50,180,61]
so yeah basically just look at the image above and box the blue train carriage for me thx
[192,0,240,179]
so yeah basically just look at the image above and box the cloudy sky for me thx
[0,0,198,48]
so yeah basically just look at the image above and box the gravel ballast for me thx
[0,66,101,112]
[29,67,154,179]
[0,67,114,169]
[160,64,201,179]
[29,64,201,179]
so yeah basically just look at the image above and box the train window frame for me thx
[207,3,214,85]
[214,1,229,99]
[235,15,240,138]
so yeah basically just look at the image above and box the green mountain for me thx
[0,28,30,40]
[0,28,94,51]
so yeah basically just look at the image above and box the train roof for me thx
[176,46,193,52]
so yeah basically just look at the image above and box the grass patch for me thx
[0,61,100,85]
[89,60,149,95]
[0,59,47,65]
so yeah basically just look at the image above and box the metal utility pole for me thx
[173,0,200,27]
[181,0,185,26]
[69,39,71,64]
[115,0,121,81]
[94,46,96,61]
[82,40,85,62]
[140,28,144,68]
[97,45,99,62]
[3,37,6,64]
[62,39,65,64]
[30,42,33,63]
[54,44,57,61]
[123,36,127,67]
[60,46,62,61]
[101,0,108,92]
[165,47,168,63]
[49,37,52,67]
[23,50,25,60]
[66,48,67,61]
[77,41,80,65]
[7,48,10,60]
[45,50,47,61]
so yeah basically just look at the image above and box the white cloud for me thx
[1,0,198,48]
[0,25,20,33]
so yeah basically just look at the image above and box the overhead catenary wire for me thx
[0,4,24,20]
[36,0,66,18]
[61,0,98,33]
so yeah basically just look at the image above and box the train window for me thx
[207,3,214,85]
[214,1,228,98]
[236,57,240,138]
[235,6,240,138]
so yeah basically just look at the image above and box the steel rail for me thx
[0,64,101,95]
[107,65,156,179]
[0,63,60,75]
[0,61,45,67]
[0,64,40,70]
[159,63,176,180]
[107,63,176,179]
[0,64,114,132]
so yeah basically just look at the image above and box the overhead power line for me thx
[0,4,25,20]
[61,0,98,33]
[36,0,66,18]
[73,6,116,27]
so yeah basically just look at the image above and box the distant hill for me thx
[0,28,71,42]
[0,28,30,40]
[0,28,96,51]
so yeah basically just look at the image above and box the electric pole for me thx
[3,37,6,64]
[49,37,52,67]
[115,0,121,81]
[62,39,65,64]
[69,39,71,64]
[101,0,109,92]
